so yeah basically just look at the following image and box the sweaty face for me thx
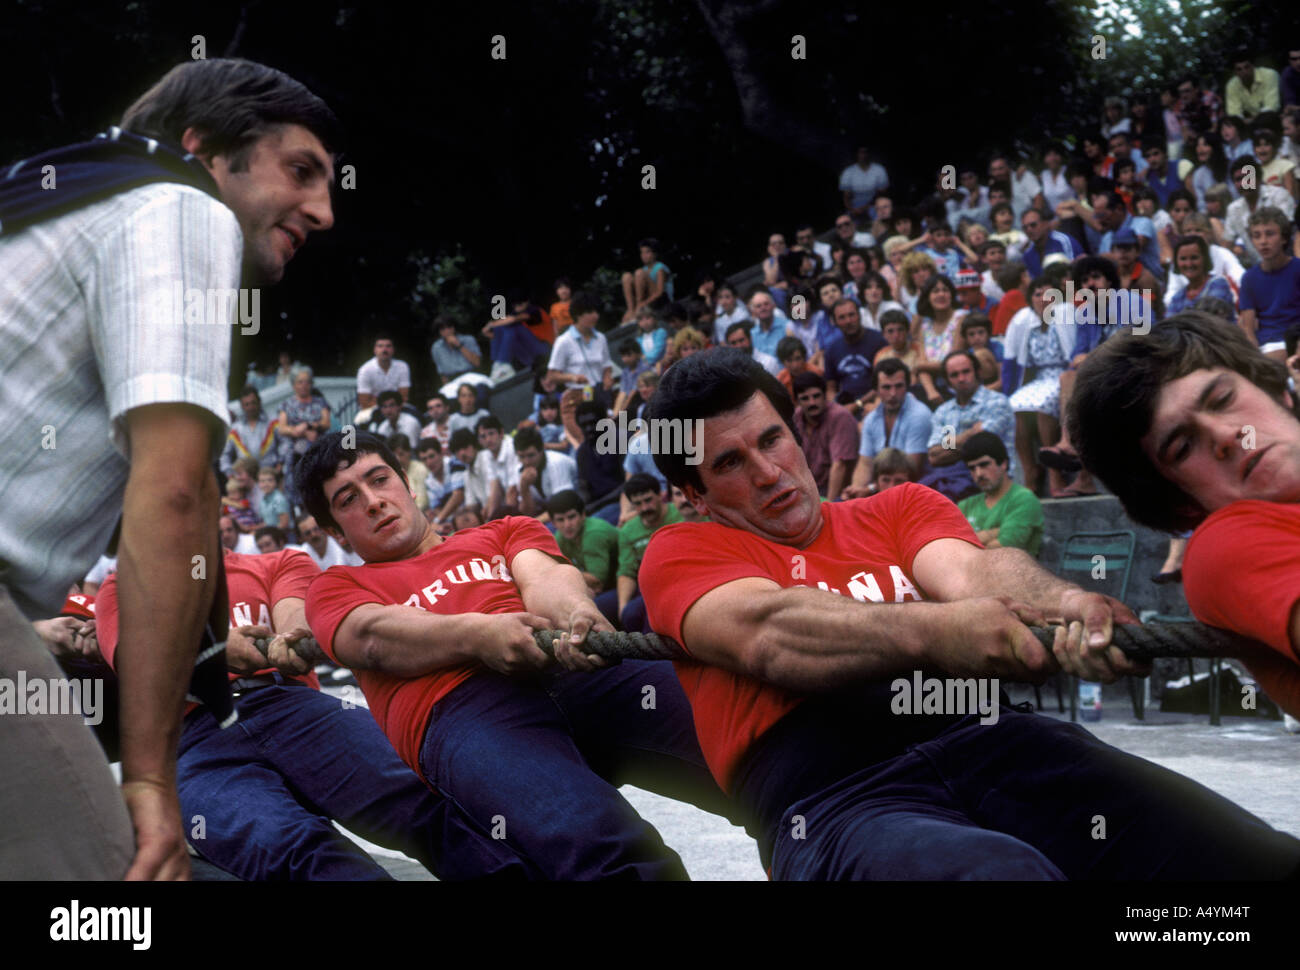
[322,453,423,563]
[1141,369,1300,515]
[683,393,822,547]
[202,124,334,285]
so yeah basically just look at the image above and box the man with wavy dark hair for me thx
[0,57,336,879]
[1070,311,1300,725]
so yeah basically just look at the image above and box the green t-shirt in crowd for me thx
[618,503,684,579]
[958,483,1043,557]
[555,515,620,591]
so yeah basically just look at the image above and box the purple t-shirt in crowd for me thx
[1240,257,1300,345]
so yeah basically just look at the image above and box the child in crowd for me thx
[635,306,668,365]
[223,478,261,533]
[550,277,573,333]
[257,467,292,533]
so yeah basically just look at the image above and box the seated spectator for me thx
[1185,134,1231,210]
[450,507,484,532]
[1039,141,1074,211]
[620,371,659,425]
[253,525,287,554]
[621,237,673,322]
[833,209,876,249]
[712,281,750,344]
[223,477,261,533]
[958,431,1043,556]
[291,514,356,569]
[840,147,890,223]
[547,291,614,403]
[1167,234,1237,321]
[616,473,682,633]
[843,359,932,499]
[356,334,411,411]
[1239,206,1300,360]
[1174,211,1245,295]
[480,298,553,381]
[1111,227,1165,319]
[515,426,579,516]
[794,223,831,272]
[548,489,620,627]
[220,385,281,478]
[256,466,292,533]
[1225,156,1296,266]
[955,266,994,315]
[957,223,990,267]
[1220,115,1254,161]
[961,313,1003,390]
[448,427,503,520]
[880,235,909,298]
[791,371,859,501]
[560,392,625,519]
[447,382,490,437]
[1254,128,1298,200]
[549,277,573,333]
[897,251,936,314]
[277,366,331,503]
[614,339,652,414]
[990,151,1047,218]
[823,298,889,414]
[805,275,848,356]
[1002,275,1076,496]
[978,239,1009,303]
[418,437,465,534]
[724,321,782,377]
[775,335,823,399]
[857,271,906,331]
[912,276,967,376]
[633,306,668,367]
[384,433,428,512]
[375,389,421,450]
[745,285,792,360]
[868,192,895,241]
[990,261,1030,336]
[867,446,915,492]
[873,308,940,404]
[1153,188,1197,265]
[532,394,569,451]
[1018,206,1080,277]
[430,315,483,382]
[420,393,453,452]
[988,201,1028,254]
[475,415,521,510]
[1141,142,1191,208]
[925,350,1018,498]
[916,218,965,278]
[1226,52,1281,125]
[947,165,991,230]
[663,325,708,374]
[220,513,259,556]
[1203,184,1236,244]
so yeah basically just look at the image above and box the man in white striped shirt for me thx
[0,58,337,880]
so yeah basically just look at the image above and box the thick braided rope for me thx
[252,636,330,666]
[532,621,1259,664]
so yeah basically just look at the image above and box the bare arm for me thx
[116,403,223,880]
[1238,308,1259,346]
[511,548,610,668]
[826,458,851,502]
[617,574,637,614]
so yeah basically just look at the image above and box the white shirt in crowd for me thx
[548,327,612,388]
[713,304,752,344]
[356,356,412,399]
[83,555,118,588]
[291,536,361,569]
[525,451,579,505]
[477,435,521,492]
[376,411,422,450]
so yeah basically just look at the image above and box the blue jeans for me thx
[489,323,550,369]
[742,698,1300,880]
[418,661,735,880]
[178,681,529,880]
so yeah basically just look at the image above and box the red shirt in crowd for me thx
[639,483,981,791]
[96,549,322,707]
[305,517,561,776]
[991,288,1026,336]
[1183,500,1300,718]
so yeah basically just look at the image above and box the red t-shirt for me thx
[304,517,563,775]
[639,483,980,790]
[1183,500,1300,717]
[96,549,322,701]
[991,289,1026,336]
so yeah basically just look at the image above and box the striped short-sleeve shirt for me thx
[0,182,241,618]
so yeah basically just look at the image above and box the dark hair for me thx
[1166,187,1197,211]
[960,312,992,338]
[417,437,442,455]
[253,525,287,548]
[622,473,661,500]
[475,414,504,434]
[873,356,911,387]
[377,389,402,407]
[1253,127,1278,147]
[120,58,340,170]
[942,349,978,376]
[297,431,407,532]
[1073,255,1121,290]
[568,290,600,318]
[880,308,910,331]
[725,320,752,342]
[792,370,828,395]
[384,432,410,453]
[449,428,478,453]
[1230,155,1259,178]
[916,275,956,318]
[1129,184,1157,207]
[994,260,1028,293]
[619,339,642,357]
[435,314,459,333]
[1113,157,1136,177]
[546,489,585,518]
[638,237,660,255]
[776,336,807,362]
[238,384,261,401]
[647,348,797,492]
[1171,233,1211,271]
[514,426,544,453]
[960,430,1008,466]
[1069,311,1290,532]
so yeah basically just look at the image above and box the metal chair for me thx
[1139,610,1224,725]
[1056,531,1141,720]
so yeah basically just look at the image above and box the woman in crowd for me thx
[761,231,788,295]
[880,235,909,298]
[988,201,1027,253]
[1219,115,1253,161]
[1081,132,1113,180]
[1185,132,1229,210]
[1202,185,1234,246]
[1002,277,1075,496]
[447,382,490,436]
[1254,128,1298,201]
[840,248,871,303]
[1039,142,1074,211]
[276,366,331,504]
[911,275,967,367]
[857,270,906,331]
[1154,188,1197,265]
[1165,234,1236,322]
[897,251,936,315]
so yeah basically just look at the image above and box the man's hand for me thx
[519,466,540,491]
[76,619,104,663]
[581,571,603,595]
[473,612,554,676]
[924,597,1058,682]
[227,624,273,675]
[550,601,613,673]
[121,780,190,881]
[1049,590,1147,683]
[264,626,317,676]
[32,616,83,658]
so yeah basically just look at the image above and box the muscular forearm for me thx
[827,460,850,501]
[617,574,637,613]
[519,560,593,629]
[341,605,482,676]
[939,545,1076,613]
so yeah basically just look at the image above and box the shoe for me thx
[1151,569,1182,585]
[1284,713,1299,734]
[1038,446,1082,472]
